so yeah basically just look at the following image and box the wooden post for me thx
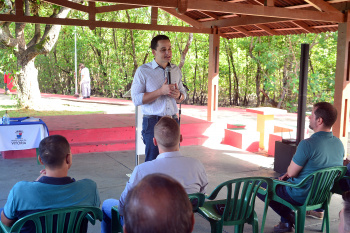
[207,27,220,122]
[333,11,350,157]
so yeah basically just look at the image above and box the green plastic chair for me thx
[197,177,272,233]
[111,205,123,233]
[270,166,346,233]
[188,192,206,212]
[0,206,102,233]
[111,193,206,233]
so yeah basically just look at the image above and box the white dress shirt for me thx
[131,60,187,116]
[118,151,208,215]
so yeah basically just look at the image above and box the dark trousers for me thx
[142,115,179,162]
[257,182,302,224]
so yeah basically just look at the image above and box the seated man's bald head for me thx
[124,174,194,233]
[154,116,180,149]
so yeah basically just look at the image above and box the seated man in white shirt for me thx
[101,116,208,233]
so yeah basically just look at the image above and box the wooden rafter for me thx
[106,0,345,22]
[256,24,277,35]
[96,4,141,13]
[265,0,274,7]
[160,8,203,28]
[177,0,188,14]
[151,7,158,25]
[201,15,290,28]
[233,26,254,36]
[201,11,220,20]
[304,0,340,12]
[43,0,88,12]
[286,0,349,9]
[0,14,211,33]
[292,20,316,33]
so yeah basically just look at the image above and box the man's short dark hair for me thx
[313,102,337,128]
[343,191,350,231]
[39,135,71,169]
[124,174,193,233]
[154,116,180,148]
[150,35,170,50]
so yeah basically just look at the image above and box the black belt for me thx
[143,115,178,120]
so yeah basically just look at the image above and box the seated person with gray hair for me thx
[123,173,194,233]
[101,116,208,233]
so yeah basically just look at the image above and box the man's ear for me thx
[153,137,158,146]
[317,117,324,125]
[180,134,183,143]
[66,153,72,169]
[151,49,156,56]
[38,156,44,165]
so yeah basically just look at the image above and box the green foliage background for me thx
[0,7,338,112]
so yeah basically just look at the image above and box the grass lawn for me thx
[0,105,103,117]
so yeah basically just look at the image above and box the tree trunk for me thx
[0,0,78,108]
[16,57,41,108]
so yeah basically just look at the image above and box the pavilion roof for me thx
[1,0,349,38]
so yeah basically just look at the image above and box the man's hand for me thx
[159,80,176,96]
[278,173,289,181]
[168,83,180,99]
[35,169,46,181]
[344,158,350,166]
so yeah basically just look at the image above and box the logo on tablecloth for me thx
[16,130,23,139]
[11,130,27,145]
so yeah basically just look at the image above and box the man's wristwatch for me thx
[178,93,182,100]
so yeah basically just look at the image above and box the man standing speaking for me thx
[131,35,186,162]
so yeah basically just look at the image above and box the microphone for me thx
[165,65,171,84]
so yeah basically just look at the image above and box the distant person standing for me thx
[131,35,187,162]
[79,63,90,99]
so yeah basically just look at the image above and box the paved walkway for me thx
[0,92,346,232]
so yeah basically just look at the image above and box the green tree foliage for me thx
[31,7,338,112]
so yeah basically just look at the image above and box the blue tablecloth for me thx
[0,117,49,151]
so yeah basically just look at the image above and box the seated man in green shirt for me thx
[0,135,100,232]
[259,102,344,233]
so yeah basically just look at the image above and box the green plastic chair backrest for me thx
[207,177,272,225]
[188,193,205,211]
[299,166,347,206]
[3,206,102,233]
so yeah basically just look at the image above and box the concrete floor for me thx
[0,144,344,233]
[0,92,346,232]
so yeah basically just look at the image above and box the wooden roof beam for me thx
[304,0,340,12]
[42,0,88,12]
[201,15,289,28]
[292,20,316,33]
[0,14,211,33]
[256,24,277,35]
[109,0,345,22]
[201,11,220,20]
[96,4,141,13]
[160,8,203,28]
[189,0,345,23]
[177,0,188,14]
[265,0,275,7]
[286,0,349,9]
[234,26,254,36]
[151,7,158,25]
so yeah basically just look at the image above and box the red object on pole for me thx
[4,73,10,84]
